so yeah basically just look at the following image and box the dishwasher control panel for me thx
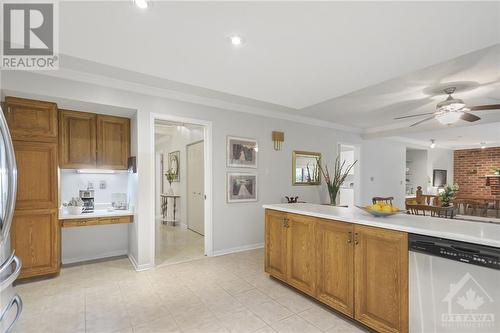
[409,234,500,270]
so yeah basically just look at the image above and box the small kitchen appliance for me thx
[79,189,95,213]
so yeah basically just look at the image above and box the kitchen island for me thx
[262,203,500,333]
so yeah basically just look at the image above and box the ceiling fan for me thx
[394,87,500,127]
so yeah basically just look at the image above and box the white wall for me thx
[427,148,454,193]
[360,138,406,208]
[2,71,362,269]
[60,171,129,204]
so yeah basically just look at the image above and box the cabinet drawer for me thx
[61,218,99,228]
[98,216,132,225]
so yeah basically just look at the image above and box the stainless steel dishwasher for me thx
[409,234,500,333]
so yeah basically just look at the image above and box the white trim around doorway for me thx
[150,113,214,267]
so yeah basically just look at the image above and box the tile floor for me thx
[155,222,204,266]
[13,249,367,333]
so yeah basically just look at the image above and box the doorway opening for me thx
[338,143,360,207]
[154,119,208,266]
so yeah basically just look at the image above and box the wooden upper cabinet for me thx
[96,115,130,169]
[11,208,59,278]
[354,225,408,333]
[315,219,354,317]
[59,109,97,168]
[265,209,288,281]
[13,141,58,210]
[286,213,315,295]
[4,96,58,142]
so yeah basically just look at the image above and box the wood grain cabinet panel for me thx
[286,214,315,295]
[4,96,57,142]
[59,109,96,168]
[13,141,58,210]
[354,225,408,333]
[96,115,130,169]
[265,210,287,281]
[315,219,354,317]
[11,209,60,279]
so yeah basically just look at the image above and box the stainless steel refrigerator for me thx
[0,107,22,332]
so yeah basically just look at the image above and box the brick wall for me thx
[453,147,500,197]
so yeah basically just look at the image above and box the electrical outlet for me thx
[99,180,106,189]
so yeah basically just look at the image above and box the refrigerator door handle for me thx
[0,252,21,292]
[0,294,22,333]
[0,110,17,245]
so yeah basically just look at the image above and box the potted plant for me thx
[165,168,176,195]
[492,167,500,175]
[438,184,459,207]
[317,156,357,205]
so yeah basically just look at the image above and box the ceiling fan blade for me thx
[394,112,435,120]
[409,116,435,127]
[469,104,500,111]
[460,112,481,122]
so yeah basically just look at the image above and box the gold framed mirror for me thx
[292,151,321,185]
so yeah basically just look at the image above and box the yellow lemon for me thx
[382,205,392,212]
[391,206,399,212]
[371,204,382,211]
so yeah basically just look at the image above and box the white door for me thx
[187,141,204,235]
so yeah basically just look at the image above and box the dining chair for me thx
[372,197,394,205]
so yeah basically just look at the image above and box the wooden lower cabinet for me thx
[265,209,408,333]
[11,209,60,279]
[264,210,287,281]
[315,219,354,317]
[354,225,408,333]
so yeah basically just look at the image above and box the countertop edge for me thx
[59,211,134,220]
[263,204,500,248]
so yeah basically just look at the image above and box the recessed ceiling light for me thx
[229,35,243,46]
[134,0,148,9]
[480,142,486,149]
[430,139,436,149]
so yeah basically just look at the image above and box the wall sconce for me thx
[272,131,284,150]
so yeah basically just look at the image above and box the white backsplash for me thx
[60,171,130,207]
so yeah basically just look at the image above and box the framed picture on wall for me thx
[227,136,258,168]
[227,172,258,203]
[168,151,180,182]
[433,169,447,187]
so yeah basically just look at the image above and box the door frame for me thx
[186,139,204,235]
[150,113,213,262]
[337,142,361,206]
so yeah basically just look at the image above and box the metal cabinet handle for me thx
[0,253,22,292]
[0,294,23,333]
[354,232,359,245]
[347,232,353,243]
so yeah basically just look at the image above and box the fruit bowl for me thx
[355,205,404,217]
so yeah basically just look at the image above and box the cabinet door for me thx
[59,109,96,168]
[96,115,130,169]
[265,209,287,281]
[315,219,354,317]
[287,213,315,295]
[4,96,58,142]
[14,141,58,210]
[354,225,408,333]
[11,208,60,279]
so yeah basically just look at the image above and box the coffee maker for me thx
[79,189,94,213]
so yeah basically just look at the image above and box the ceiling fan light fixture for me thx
[436,110,464,125]
[436,97,466,112]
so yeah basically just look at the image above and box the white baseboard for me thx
[62,249,128,265]
[128,254,154,271]
[212,243,264,257]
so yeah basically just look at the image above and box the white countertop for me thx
[263,203,500,248]
[59,209,134,220]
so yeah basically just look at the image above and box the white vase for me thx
[168,184,174,195]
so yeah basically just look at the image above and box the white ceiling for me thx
[58,1,499,115]
[393,122,500,150]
